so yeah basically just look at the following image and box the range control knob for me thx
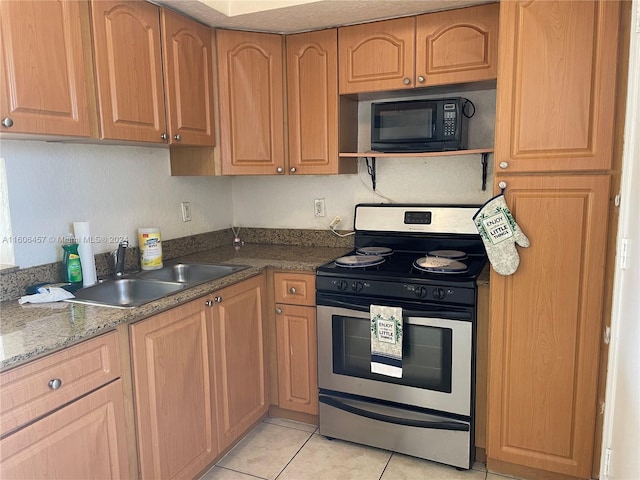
[352,281,364,292]
[335,280,349,291]
[432,287,446,300]
[414,286,428,298]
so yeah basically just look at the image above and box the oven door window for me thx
[332,314,453,392]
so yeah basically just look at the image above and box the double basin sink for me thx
[66,263,249,309]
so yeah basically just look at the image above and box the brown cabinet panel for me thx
[91,0,166,142]
[0,380,130,480]
[130,297,217,479]
[0,0,94,136]
[287,29,340,175]
[0,332,120,436]
[161,8,215,146]
[487,175,610,477]
[416,3,498,87]
[276,303,318,415]
[339,17,415,94]
[273,271,316,306]
[494,0,620,173]
[212,275,268,450]
[217,30,284,174]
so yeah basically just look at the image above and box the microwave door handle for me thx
[319,396,469,432]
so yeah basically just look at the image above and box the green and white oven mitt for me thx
[473,194,530,275]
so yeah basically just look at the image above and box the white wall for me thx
[1,140,233,267]
[601,1,640,477]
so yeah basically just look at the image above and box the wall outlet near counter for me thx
[314,198,326,217]
[181,202,192,222]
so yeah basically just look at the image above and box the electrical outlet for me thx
[181,202,192,222]
[314,198,326,217]
[329,216,342,229]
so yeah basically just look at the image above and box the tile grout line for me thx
[378,451,394,480]
[272,430,317,480]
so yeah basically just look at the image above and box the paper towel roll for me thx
[73,221,97,287]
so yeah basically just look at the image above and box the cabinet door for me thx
[0,380,130,479]
[276,304,318,415]
[487,175,610,478]
[494,1,620,173]
[0,0,94,137]
[286,29,339,175]
[161,8,215,146]
[415,3,498,87]
[130,297,217,480]
[91,0,167,143]
[338,17,415,94]
[212,275,268,451]
[217,30,285,175]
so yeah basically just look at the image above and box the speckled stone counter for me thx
[0,244,351,371]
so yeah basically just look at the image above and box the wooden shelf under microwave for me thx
[338,148,494,158]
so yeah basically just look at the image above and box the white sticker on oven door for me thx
[377,319,397,344]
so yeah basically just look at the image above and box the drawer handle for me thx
[48,378,62,390]
[289,287,297,294]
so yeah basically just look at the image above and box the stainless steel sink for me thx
[67,278,187,309]
[136,263,249,287]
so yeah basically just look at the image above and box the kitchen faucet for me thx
[112,240,128,277]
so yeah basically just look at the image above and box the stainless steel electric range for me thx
[315,203,487,470]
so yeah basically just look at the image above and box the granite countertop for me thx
[0,244,351,371]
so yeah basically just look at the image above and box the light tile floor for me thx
[200,417,518,480]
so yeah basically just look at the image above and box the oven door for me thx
[317,299,473,417]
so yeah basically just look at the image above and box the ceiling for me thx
[153,0,494,34]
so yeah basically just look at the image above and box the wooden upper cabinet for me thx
[161,8,215,146]
[339,17,415,94]
[494,1,620,173]
[287,29,340,175]
[217,30,285,175]
[0,0,96,137]
[91,0,166,143]
[487,174,610,478]
[416,3,499,87]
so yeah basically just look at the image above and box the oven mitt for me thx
[473,194,530,275]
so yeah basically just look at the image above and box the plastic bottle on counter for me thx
[61,234,83,285]
[138,227,163,270]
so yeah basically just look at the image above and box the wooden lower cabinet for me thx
[0,380,130,479]
[212,275,269,451]
[275,303,318,415]
[130,297,218,479]
[487,174,611,479]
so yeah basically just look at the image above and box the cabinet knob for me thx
[275,308,282,314]
[214,296,222,303]
[160,133,168,141]
[276,166,284,174]
[403,77,411,85]
[290,167,297,174]
[205,300,214,307]
[174,134,182,141]
[1,117,14,128]
[289,287,296,294]
[417,76,425,83]
[498,181,507,190]
[499,161,509,169]
[48,378,62,390]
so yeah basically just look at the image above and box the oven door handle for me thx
[319,396,469,431]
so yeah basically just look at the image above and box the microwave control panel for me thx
[443,103,457,138]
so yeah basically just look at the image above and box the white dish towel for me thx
[370,305,403,378]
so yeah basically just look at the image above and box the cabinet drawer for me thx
[0,331,121,436]
[273,272,315,306]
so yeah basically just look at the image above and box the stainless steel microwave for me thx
[371,97,471,153]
